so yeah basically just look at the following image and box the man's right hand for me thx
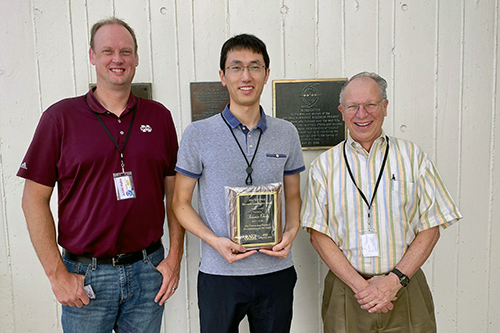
[355,275,399,313]
[50,271,90,308]
[173,174,257,264]
[21,179,90,308]
[213,237,257,264]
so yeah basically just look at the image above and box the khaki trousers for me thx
[322,269,437,333]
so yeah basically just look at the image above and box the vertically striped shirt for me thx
[301,132,462,274]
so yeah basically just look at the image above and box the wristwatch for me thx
[388,268,410,287]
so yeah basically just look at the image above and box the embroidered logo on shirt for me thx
[140,125,152,132]
[20,162,27,170]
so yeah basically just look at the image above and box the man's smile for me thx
[355,121,372,127]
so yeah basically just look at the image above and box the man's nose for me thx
[355,104,369,117]
[240,67,251,80]
[112,53,123,63]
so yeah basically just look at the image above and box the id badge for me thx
[360,230,380,257]
[113,171,136,200]
[84,285,96,299]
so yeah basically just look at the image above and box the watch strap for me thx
[388,268,410,287]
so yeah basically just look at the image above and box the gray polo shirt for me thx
[176,105,305,276]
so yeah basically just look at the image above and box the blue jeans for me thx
[62,246,165,333]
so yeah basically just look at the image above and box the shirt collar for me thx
[85,87,137,115]
[221,104,268,133]
[346,130,388,152]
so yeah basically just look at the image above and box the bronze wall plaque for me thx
[273,79,347,150]
[190,82,230,122]
[89,83,152,100]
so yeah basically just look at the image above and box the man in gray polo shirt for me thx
[173,34,305,333]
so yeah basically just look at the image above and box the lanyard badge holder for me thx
[343,137,389,258]
[113,156,136,201]
[95,107,137,201]
[359,209,379,257]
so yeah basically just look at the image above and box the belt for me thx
[360,273,374,280]
[359,272,386,280]
[62,240,162,266]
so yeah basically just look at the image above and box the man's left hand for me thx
[154,253,181,306]
[354,274,400,313]
[258,231,294,259]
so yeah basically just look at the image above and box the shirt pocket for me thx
[266,153,287,159]
[390,180,417,224]
[264,153,288,178]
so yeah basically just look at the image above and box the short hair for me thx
[220,34,270,71]
[339,72,388,105]
[90,17,138,54]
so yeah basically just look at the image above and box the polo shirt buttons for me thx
[120,131,124,135]
[118,119,122,123]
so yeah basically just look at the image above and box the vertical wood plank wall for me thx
[1,0,498,332]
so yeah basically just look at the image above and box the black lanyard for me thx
[343,136,389,226]
[94,106,137,172]
[221,114,263,185]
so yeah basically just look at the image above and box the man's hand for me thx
[214,237,257,263]
[355,227,441,313]
[50,271,89,308]
[154,253,181,305]
[258,231,294,258]
[173,175,256,264]
[22,180,91,307]
[260,173,300,259]
[354,274,400,313]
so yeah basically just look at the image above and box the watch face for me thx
[401,275,410,287]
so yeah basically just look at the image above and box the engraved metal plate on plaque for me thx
[227,183,283,250]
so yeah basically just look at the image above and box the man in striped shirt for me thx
[301,72,462,333]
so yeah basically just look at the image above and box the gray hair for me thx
[339,72,388,105]
[90,17,138,54]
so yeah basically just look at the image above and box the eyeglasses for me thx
[225,64,267,75]
[342,99,384,115]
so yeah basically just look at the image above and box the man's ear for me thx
[219,69,227,86]
[89,47,96,66]
[263,67,270,84]
[383,99,389,117]
[338,105,345,121]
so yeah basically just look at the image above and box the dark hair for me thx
[220,34,270,71]
[339,71,388,104]
[90,17,138,54]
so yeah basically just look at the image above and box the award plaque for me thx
[273,78,347,150]
[226,183,283,250]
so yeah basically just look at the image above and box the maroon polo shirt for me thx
[17,89,178,257]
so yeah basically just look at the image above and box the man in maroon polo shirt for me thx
[17,17,184,332]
